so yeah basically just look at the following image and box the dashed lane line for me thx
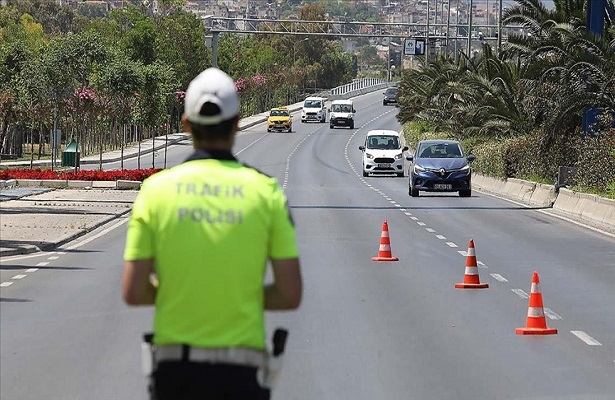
[37,262,49,267]
[0,282,14,287]
[490,273,508,282]
[446,242,458,248]
[512,288,529,299]
[11,274,27,280]
[544,308,562,320]
[571,331,602,346]
[436,235,446,240]
[25,268,38,273]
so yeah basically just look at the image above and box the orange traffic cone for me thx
[372,220,399,261]
[455,239,488,289]
[516,271,558,335]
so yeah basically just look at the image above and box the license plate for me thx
[434,184,452,190]
[378,163,391,168]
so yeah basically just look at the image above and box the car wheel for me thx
[349,122,354,129]
[459,189,471,197]
[396,172,404,177]
[410,187,419,197]
[362,166,368,177]
[329,124,334,129]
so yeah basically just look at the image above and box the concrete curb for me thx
[473,173,613,231]
[553,188,615,227]
[1,208,132,256]
[473,174,556,208]
[7,179,142,191]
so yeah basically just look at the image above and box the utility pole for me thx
[467,0,474,57]
[426,0,430,60]
[446,0,451,57]
[497,0,503,51]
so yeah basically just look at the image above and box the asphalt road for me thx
[1,90,614,400]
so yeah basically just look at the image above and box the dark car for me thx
[406,140,475,197]
[383,87,398,106]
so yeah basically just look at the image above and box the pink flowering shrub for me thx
[0,168,162,182]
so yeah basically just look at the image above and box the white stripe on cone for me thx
[531,282,540,293]
[467,247,475,256]
[464,266,479,275]
[379,244,391,251]
[381,231,389,238]
[527,307,545,318]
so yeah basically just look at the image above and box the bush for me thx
[0,168,162,181]
[469,140,507,178]
[573,129,615,193]
[402,121,455,150]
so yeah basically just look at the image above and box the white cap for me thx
[184,68,240,125]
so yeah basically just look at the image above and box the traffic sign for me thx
[404,38,425,56]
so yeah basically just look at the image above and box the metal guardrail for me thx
[328,78,393,100]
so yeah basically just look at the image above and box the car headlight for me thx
[414,164,426,173]
[394,153,403,160]
[459,165,470,172]
[366,153,374,159]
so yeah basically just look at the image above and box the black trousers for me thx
[150,361,271,400]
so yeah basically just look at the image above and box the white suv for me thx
[359,130,408,177]
[301,97,327,123]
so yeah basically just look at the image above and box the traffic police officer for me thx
[122,67,303,400]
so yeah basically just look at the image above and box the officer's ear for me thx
[182,114,192,134]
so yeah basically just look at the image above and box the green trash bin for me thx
[61,139,80,167]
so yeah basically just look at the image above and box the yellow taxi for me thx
[267,107,292,132]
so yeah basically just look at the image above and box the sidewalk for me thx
[0,102,306,257]
[0,104,303,169]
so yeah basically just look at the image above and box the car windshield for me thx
[270,110,289,117]
[331,104,352,112]
[304,100,322,108]
[385,89,397,96]
[417,143,464,158]
[367,136,399,150]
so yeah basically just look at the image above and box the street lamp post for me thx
[293,37,309,65]
[387,41,400,83]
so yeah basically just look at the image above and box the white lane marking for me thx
[37,262,49,267]
[571,331,602,346]
[543,308,562,320]
[234,134,268,155]
[385,197,392,201]
[458,251,468,256]
[425,228,436,233]
[490,273,508,282]
[410,217,418,221]
[0,282,14,287]
[477,261,486,267]
[0,251,54,262]
[400,209,407,212]
[57,252,66,255]
[446,242,458,248]
[512,288,529,299]
[404,212,412,216]
[65,218,129,250]
[436,235,446,240]
[417,222,426,226]
[394,204,401,208]
[25,268,38,273]
[11,274,27,280]
[389,200,396,204]
[47,256,59,260]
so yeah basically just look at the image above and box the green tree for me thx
[155,10,209,89]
